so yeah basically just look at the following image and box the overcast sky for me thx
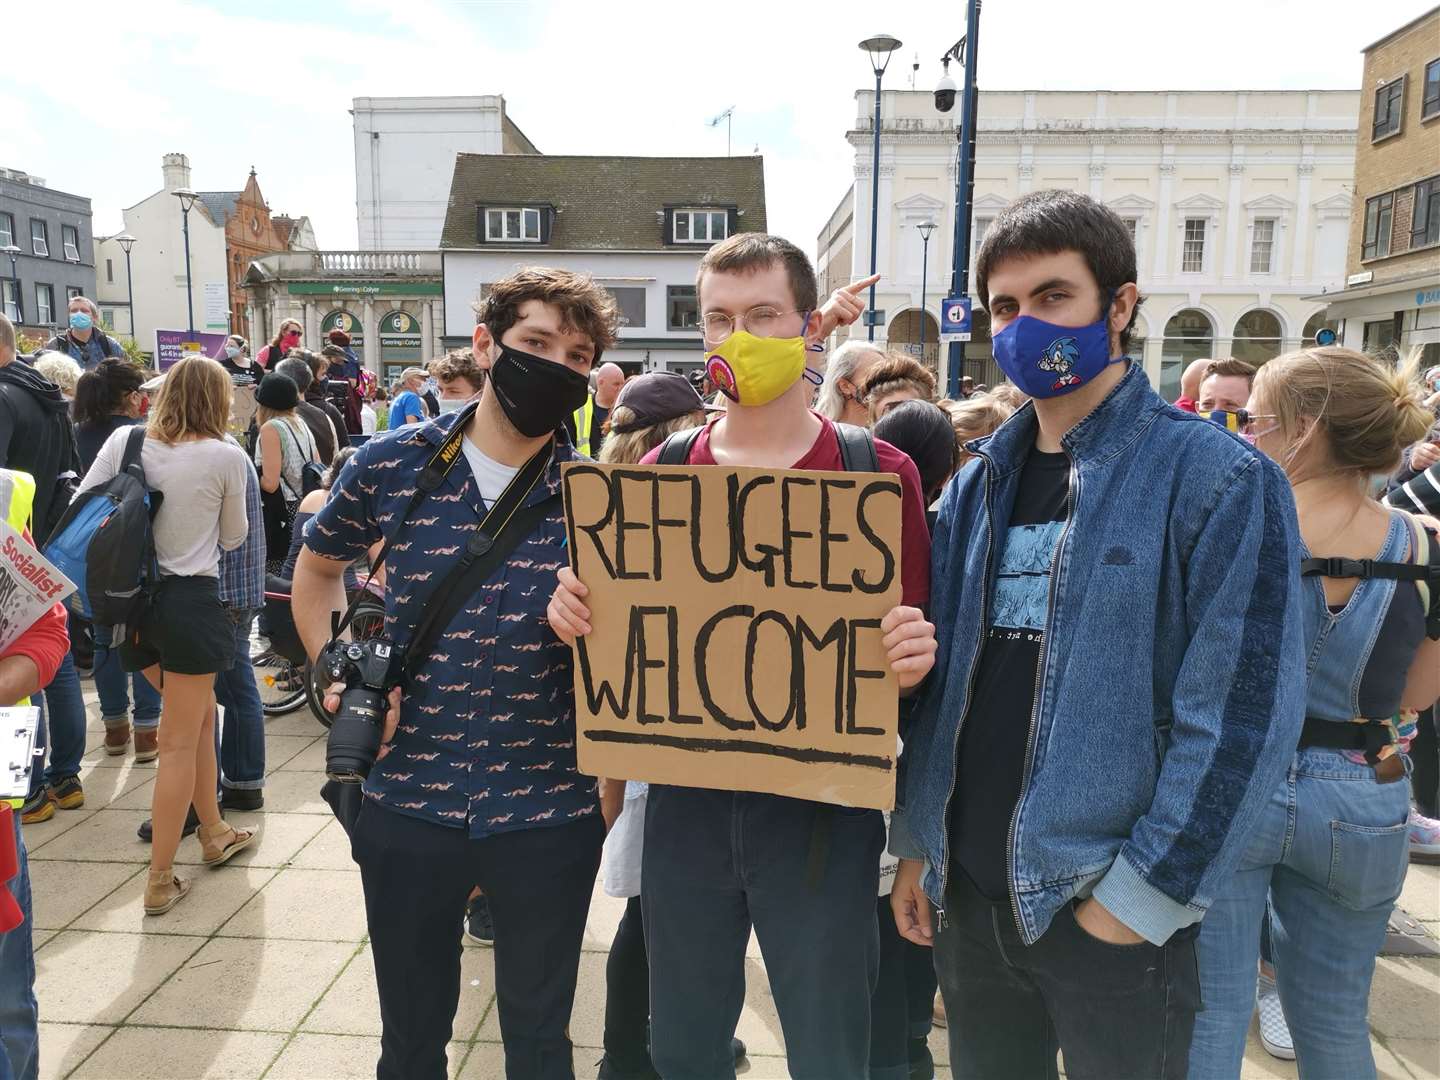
[0,0,1423,260]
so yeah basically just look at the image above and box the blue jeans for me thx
[0,811,38,1080]
[215,609,264,789]
[1188,747,1411,1080]
[93,623,161,732]
[39,653,86,786]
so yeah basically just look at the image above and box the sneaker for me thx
[19,790,54,824]
[49,775,84,810]
[138,807,201,843]
[908,1035,936,1080]
[1408,805,1440,864]
[465,894,494,946]
[730,1038,746,1064]
[134,729,159,763]
[1255,973,1295,1061]
[220,787,264,812]
[104,722,131,756]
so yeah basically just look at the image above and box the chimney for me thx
[161,153,191,192]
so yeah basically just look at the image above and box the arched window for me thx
[1232,309,1283,366]
[1160,309,1215,400]
[1301,310,1338,346]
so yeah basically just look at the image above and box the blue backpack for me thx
[44,427,162,630]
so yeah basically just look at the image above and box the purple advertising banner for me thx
[154,329,230,371]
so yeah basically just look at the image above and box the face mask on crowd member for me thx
[472,292,611,440]
[983,250,1139,402]
[700,285,822,409]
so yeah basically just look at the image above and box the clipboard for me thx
[1,707,41,804]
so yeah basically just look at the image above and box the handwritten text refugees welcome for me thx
[562,463,902,810]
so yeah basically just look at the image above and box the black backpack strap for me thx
[656,425,705,465]
[1300,556,1434,583]
[834,422,879,473]
[121,425,146,473]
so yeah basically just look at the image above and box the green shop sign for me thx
[320,309,364,345]
[288,282,443,296]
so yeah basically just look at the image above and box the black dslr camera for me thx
[317,638,396,783]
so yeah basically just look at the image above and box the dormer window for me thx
[674,209,729,244]
[486,208,543,242]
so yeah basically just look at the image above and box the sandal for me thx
[144,868,191,915]
[197,820,259,866]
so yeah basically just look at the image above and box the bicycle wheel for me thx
[255,652,309,716]
[307,597,387,729]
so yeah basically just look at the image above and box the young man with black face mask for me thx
[292,267,620,1080]
[887,190,1307,1078]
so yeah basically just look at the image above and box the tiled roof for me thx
[441,155,766,251]
[196,191,240,225]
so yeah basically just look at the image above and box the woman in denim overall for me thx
[1188,347,1440,1079]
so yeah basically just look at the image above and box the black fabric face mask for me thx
[487,345,591,438]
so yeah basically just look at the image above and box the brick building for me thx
[1313,7,1440,364]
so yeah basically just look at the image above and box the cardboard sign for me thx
[562,462,903,810]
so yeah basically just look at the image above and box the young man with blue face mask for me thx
[43,297,122,370]
[887,189,1308,1079]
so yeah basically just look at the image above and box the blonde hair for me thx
[32,350,83,397]
[947,393,1016,446]
[255,402,299,430]
[1252,346,1434,478]
[147,355,232,444]
[597,408,706,465]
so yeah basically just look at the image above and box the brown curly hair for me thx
[473,267,619,362]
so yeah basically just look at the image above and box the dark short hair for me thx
[976,189,1144,354]
[1203,357,1257,385]
[696,233,819,312]
[474,267,619,363]
[429,348,484,390]
[74,357,145,426]
[874,399,960,502]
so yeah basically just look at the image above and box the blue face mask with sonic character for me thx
[990,303,1121,399]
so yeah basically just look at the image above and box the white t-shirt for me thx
[360,403,377,436]
[460,437,520,507]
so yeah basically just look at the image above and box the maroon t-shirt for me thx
[641,412,931,608]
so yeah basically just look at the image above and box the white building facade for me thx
[819,89,1359,398]
[353,96,539,251]
[93,154,228,354]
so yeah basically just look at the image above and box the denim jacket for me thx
[889,363,1307,946]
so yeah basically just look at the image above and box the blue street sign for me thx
[1314,327,1337,346]
[940,295,972,340]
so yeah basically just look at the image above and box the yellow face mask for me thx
[706,331,808,407]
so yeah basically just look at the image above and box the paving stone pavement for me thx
[19,689,1440,1079]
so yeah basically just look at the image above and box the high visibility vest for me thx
[572,394,595,457]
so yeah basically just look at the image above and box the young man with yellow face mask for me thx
[547,233,938,1078]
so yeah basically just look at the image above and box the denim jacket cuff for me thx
[887,810,925,861]
[1090,855,1202,946]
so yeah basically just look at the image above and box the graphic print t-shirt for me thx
[950,446,1070,902]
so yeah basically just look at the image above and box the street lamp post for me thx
[858,34,902,343]
[917,220,936,356]
[114,233,137,344]
[937,0,982,399]
[173,188,199,334]
[2,244,22,324]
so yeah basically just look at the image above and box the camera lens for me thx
[325,686,386,783]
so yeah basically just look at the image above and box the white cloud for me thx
[1,0,1406,262]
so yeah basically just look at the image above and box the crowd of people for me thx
[0,185,1438,1080]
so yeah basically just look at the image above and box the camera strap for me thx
[397,447,557,685]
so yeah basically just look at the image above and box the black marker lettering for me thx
[853,480,900,595]
[562,466,617,581]
[736,475,778,586]
[652,474,693,583]
[613,471,654,581]
[845,618,887,736]
[745,611,798,732]
[664,605,701,725]
[818,477,856,593]
[691,473,740,582]
[795,614,846,734]
[695,605,755,731]
[780,476,818,590]
[584,729,894,771]
[630,605,671,725]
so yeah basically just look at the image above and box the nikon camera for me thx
[317,638,395,783]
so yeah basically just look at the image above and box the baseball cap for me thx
[611,372,714,433]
